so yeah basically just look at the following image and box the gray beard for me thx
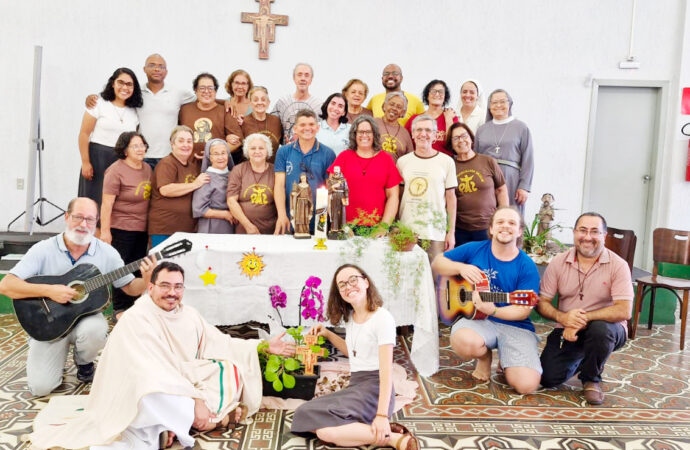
[65,228,94,246]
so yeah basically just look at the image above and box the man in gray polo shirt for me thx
[0,198,154,396]
[87,54,194,169]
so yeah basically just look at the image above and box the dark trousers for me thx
[540,320,626,387]
[110,228,149,312]
[454,228,489,248]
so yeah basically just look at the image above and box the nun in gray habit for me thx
[192,138,236,233]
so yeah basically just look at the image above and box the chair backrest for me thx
[652,228,690,272]
[605,226,637,273]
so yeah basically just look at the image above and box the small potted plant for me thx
[387,221,418,252]
[522,214,566,264]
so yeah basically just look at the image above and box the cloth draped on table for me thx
[29,294,262,449]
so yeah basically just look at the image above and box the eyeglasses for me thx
[69,214,98,225]
[429,89,445,96]
[145,63,166,70]
[115,80,134,88]
[128,143,147,150]
[233,81,249,86]
[356,130,374,136]
[382,71,401,77]
[575,228,604,237]
[197,86,216,93]
[413,128,434,134]
[451,133,470,142]
[490,99,509,106]
[337,275,365,290]
[155,282,185,292]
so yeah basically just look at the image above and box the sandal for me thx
[390,423,420,450]
[219,403,248,428]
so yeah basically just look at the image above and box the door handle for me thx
[642,175,651,183]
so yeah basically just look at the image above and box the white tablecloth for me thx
[153,233,439,376]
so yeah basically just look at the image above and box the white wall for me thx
[1,0,687,245]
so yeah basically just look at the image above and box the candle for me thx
[314,186,328,240]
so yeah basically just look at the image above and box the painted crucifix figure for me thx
[241,0,288,59]
[295,334,325,376]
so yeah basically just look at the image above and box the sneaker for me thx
[76,362,95,383]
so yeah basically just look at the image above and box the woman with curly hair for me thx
[78,67,143,212]
[291,264,420,449]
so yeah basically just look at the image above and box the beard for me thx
[65,226,94,246]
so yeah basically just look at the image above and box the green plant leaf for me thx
[282,373,296,389]
[284,357,300,371]
[317,336,325,345]
[310,345,322,353]
[272,379,283,392]
[265,371,278,382]
[322,348,330,357]
[265,359,281,373]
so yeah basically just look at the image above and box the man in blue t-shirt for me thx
[432,206,541,394]
[274,109,336,234]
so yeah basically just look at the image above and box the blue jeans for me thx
[454,228,489,248]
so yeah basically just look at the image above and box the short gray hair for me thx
[411,114,437,132]
[293,62,314,78]
[242,133,274,159]
[383,91,408,109]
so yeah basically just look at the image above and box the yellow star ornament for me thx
[199,268,217,286]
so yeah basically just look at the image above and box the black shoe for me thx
[76,362,95,383]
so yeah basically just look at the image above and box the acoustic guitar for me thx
[12,239,192,342]
[436,272,538,326]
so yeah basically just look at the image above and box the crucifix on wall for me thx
[241,0,288,59]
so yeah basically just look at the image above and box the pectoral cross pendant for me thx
[353,350,357,357]
[494,146,500,153]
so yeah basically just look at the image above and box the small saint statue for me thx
[537,193,555,237]
[290,172,313,238]
[327,166,349,239]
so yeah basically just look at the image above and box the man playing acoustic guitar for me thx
[432,206,541,394]
[0,198,155,396]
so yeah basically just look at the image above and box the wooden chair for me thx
[630,228,690,350]
[604,227,637,335]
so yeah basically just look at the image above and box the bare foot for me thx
[496,361,503,374]
[471,351,492,381]
[165,431,175,448]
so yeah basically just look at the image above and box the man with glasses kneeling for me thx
[0,197,155,395]
[537,212,633,405]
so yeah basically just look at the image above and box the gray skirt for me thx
[291,370,395,436]
[78,142,118,211]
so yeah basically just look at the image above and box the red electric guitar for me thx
[436,272,538,326]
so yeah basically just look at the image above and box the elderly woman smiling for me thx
[374,92,414,162]
[342,78,373,123]
[192,138,236,233]
[227,133,277,234]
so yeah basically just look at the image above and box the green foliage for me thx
[522,214,566,255]
[388,221,418,252]
[258,327,328,391]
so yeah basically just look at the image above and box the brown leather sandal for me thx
[390,423,420,450]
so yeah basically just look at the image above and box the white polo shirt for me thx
[138,85,195,159]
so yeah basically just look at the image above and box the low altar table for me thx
[153,233,439,376]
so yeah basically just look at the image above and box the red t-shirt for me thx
[328,150,402,224]
[404,112,458,157]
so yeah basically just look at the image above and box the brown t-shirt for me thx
[178,102,241,161]
[454,153,506,231]
[103,160,152,232]
[346,108,373,123]
[375,118,414,162]
[227,162,277,234]
[239,114,283,162]
[148,154,200,235]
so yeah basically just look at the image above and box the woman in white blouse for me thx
[455,79,485,134]
[78,67,142,213]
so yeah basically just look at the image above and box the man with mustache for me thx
[537,212,633,405]
[29,261,295,449]
[0,197,154,395]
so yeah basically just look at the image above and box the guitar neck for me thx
[461,291,509,303]
[83,251,162,293]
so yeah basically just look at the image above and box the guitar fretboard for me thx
[460,291,509,303]
[82,251,163,293]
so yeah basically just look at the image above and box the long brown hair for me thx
[327,264,383,325]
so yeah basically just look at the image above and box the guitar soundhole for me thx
[68,282,88,304]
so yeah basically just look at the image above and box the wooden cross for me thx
[241,0,288,60]
[295,334,325,376]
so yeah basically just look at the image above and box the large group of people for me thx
[0,53,638,449]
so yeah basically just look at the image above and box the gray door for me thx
[586,85,660,267]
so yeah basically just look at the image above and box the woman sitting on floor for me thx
[291,264,420,449]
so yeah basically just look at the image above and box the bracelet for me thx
[491,306,498,317]
[376,413,388,418]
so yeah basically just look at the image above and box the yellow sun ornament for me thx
[238,247,266,279]
[199,267,217,286]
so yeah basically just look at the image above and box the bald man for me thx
[367,63,425,126]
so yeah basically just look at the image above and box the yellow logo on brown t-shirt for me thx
[457,170,485,195]
[382,135,399,154]
[243,184,272,205]
[135,181,152,199]
[193,118,213,144]
[184,174,197,184]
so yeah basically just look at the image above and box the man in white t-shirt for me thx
[396,114,457,264]
[87,54,194,169]
[272,62,322,144]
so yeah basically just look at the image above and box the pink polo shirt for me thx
[540,248,634,334]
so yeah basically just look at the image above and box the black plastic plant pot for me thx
[262,365,321,400]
